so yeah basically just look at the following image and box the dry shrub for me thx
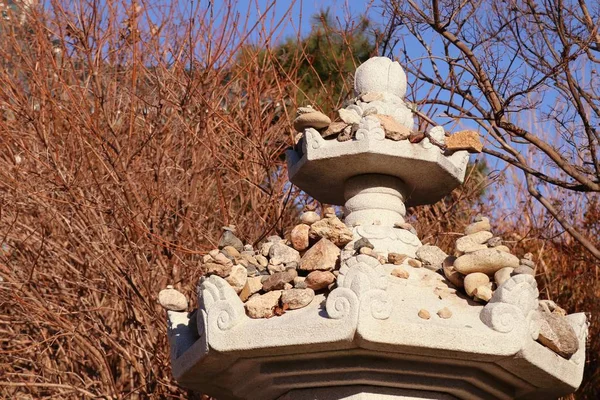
[0,1,596,399]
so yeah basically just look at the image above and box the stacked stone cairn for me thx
[186,208,354,319]
[441,215,579,358]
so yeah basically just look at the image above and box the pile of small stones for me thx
[441,215,579,358]
[195,207,355,319]
[292,102,483,153]
[158,213,578,358]
[441,215,536,303]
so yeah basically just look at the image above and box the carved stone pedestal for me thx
[167,265,587,400]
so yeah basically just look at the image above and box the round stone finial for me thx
[354,57,407,98]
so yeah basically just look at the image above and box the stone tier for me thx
[286,120,469,208]
[167,259,587,400]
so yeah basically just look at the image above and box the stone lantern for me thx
[164,57,588,400]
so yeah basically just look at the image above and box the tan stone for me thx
[473,285,493,302]
[442,256,464,288]
[388,253,409,265]
[305,270,336,291]
[537,312,579,358]
[338,108,361,124]
[360,92,384,102]
[222,245,241,258]
[418,309,431,320]
[204,262,232,278]
[446,130,483,153]
[290,224,310,251]
[299,238,340,271]
[455,231,493,253]
[321,121,349,138]
[239,276,263,302]
[494,267,514,286]
[454,248,520,275]
[309,217,354,247]
[437,307,453,319]
[245,290,282,319]
[494,245,511,253]
[281,288,315,310]
[464,217,491,235]
[262,269,298,292]
[293,111,331,132]
[374,114,411,140]
[391,267,410,279]
[225,265,248,294]
[464,272,490,297]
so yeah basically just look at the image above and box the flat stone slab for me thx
[286,125,469,207]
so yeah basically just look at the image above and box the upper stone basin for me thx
[286,122,469,207]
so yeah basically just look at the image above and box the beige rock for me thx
[445,130,483,153]
[388,252,409,265]
[407,258,422,268]
[260,242,273,257]
[222,245,241,258]
[299,238,340,271]
[245,290,282,318]
[437,307,452,319]
[293,111,331,132]
[255,254,268,268]
[305,270,336,291]
[360,92,384,102]
[473,285,493,302]
[455,231,493,253]
[418,309,431,320]
[513,265,535,276]
[359,247,373,255]
[299,210,321,225]
[391,267,410,279]
[309,217,353,247]
[464,217,491,235]
[268,242,300,264]
[416,245,447,271]
[290,224,310,251]
[494,267,514,286]
[338,108,362,124]
[239,276,263,302]
[321,121,349,138]
[281,288,315,310]
[464,272,490,297]
[262,269,298,292]
[374,114,411,140]
[537,312,579,358]
[213,252,233,266]
[322,206,337,218]
[442,257,464,289]
[158,286,188,311]
[225,265,248,294]
[454,248,520,275]
[495,245,511,253]
[204,262,232,278]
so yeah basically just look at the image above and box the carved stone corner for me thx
[565,313,589,366]
[355,116,385,141]
[480,274,539,337]
[198,275,247,332]
[326,255,392,321]
[303,127,326,150]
